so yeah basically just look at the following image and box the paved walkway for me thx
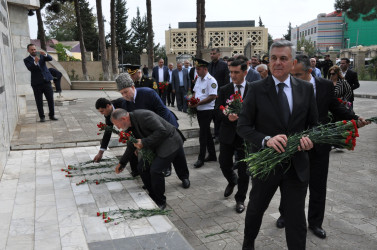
[1,90,377,249]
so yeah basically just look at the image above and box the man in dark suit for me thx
[48,68,62,93]
[126,65,158,92]
[171,62,191,113]
[93,98,139,177]
[236,55,261,83]
[152,58,170,105]
[112,109,190,209]
[215,59,251,214]
[321,55,333,79]
[340,57,360,106]
[209,48,230,142]
[274,55,368,239]
[237,40,318,250]
[116,73,179,177]
[24,44,58,122]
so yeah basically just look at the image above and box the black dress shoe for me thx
[163,168,172,177]
[131,171,140,177]
[224,183,236,197]
[182,179,190,189]
[276,216,285,229]
[49,116,58,121]
[171,104,175,107]
[40,118,46,122]
[309,225,326,239]
[204,155,217,162]
[158,203,166,210]
[236,202,245,213]
[194,160,204,168]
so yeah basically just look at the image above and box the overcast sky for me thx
[28,0,337,46]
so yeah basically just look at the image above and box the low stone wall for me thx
[60,61,117,81]
[71,81,117,90]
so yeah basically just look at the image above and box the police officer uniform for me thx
[125,65,158,92]
[192,59,218,168]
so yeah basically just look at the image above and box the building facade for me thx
[291,12,344,53]
[165,20,268,58]
[343,14,377,48]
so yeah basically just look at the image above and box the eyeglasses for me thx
[329,72,336,76]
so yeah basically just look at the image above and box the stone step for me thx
[71,81,117,90]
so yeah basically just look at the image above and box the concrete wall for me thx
[0,0,35,175]
[60,61,118,81]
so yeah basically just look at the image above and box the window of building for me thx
[305,30,307,36]
[311,28,313,34]
[314,27,316,33]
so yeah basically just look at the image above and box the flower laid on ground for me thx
[186,95,200,126]
[337,98,352,109]
[96,208,170,225]
[158,82,169,93]
[219,91,243,115]
[75,177,135,186]
[243,119,361,179]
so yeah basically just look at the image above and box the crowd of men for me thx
[23,39,371,249]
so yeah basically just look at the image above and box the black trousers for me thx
[138,146,189,205]
[175,87,188,112]
[158,87,167,106]
[278,144,331,228]
[219,142,250,202]
[166,84,175,106]
[129,152,140,174]
[243,166,308,250]
[32,83,55,119]
[196,109,216,161]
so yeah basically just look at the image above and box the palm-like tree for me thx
[73,0,89,80]
[146,0,154,70]
[196,0,205,59]
[110,0,117,78]
[96,0,110,81]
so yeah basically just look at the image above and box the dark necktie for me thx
[236,85,242,98]
[277,83,290,126]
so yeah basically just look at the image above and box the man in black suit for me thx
[209,48,230,142]
[215,59,251,213]
[322,55,333,79]
[93,98,139,177]
[24,44,58,122]
[236,55,261,83]
[274,55,368,239]
[340,57,360,106]
[112,109,190,209]
[171,62,190,113]
[237,40,318,250]
[152,58,170,105]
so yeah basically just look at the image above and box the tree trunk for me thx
[73,0,89,80]
[110,0,117,78]
[196,0,205,59]
[146,0,154,70]
[36,9,47,51]
[96,0,110,81]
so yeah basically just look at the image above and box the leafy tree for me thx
[73,0,89,80]
[283,22,292,41]
[131,8,148,55]
[297,37,316,57]
[110,0,117,76]
[335,0,377,21]
[258,16,264,27]
[115,0,133,62]
[154,45,166,62]
[53,43,79,61]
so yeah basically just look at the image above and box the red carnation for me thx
[97,212,101,216]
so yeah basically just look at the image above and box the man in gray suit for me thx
[112,109,190,209]
[172,62,191,113]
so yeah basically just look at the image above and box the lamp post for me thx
[142,48,147,54]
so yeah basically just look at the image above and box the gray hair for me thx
[111,108,128,121]
[269,40,296,60]
[256,64,268,71]
[295,55,311,72]
[176,61,183,66]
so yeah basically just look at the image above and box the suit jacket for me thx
[119,110,183,165]
[152,65,170,83]
[171,68,190,92]
[124,87,178,128]
[208,60,230,88]
[101,98,128,149]
[215,82,251,145]
[24,54,53,86]
[237,76,318,182]
[246,68,261,83]
[314,77,357,125]
[344,69,360,102]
